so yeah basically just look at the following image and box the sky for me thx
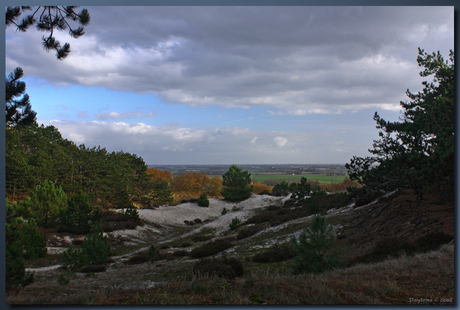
[5,6,455,165]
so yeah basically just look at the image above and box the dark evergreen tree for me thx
[291,177,312,203]
[221,165,253,202]
[5,198,34,288]
[6,6,90,60]
[59,191,102,234]
[151,181,174,206]
[5,67,36,127]
[346,48,454,201]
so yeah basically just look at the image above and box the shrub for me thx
[81,225,111,265]
[57,274,70,286]
[190,239,234,258]
[180,242,193,248]
[193,218,202,224]
[236,225,265,240]
[197,193,210,207]
[124,221,138,230]
[22,218,47,259]
[253,183,272,195]
[80,265,107,273]
[6,198,35,288]
[352,189,385,207]
[61,225,111,270]
[61,248,88,270]
[128,246,162,264]
[148,245,162,261]
[252,244,294,263]
[306,200,320,215]
[173,250,189,257]
[291,177,312,203]
[59,191,102,234]
[231,205,242,212]
[229,217,242,230]
[128,253,150,265]
[290,214,340,275]
[102,210,126,222]
[192,256,244,279]
[221,208,228,215]
[123,206,140,221]
[191,235,213,242]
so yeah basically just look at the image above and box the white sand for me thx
[138,194,287,225]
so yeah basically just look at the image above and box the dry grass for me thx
[7,244,453,305]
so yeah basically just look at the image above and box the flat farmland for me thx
[251,173,347,185]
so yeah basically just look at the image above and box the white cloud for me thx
[40,119,368,164]
[273,136,288,147]
[95,111,157,120]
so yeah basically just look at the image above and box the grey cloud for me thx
[6,6,454,113]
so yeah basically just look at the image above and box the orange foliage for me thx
[204,176,223,198]
[147,168,172,183]
[170,172,223,199]
[252,183,272,194]
[170,172,210,196]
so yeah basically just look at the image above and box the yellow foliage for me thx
[147,168,172,183]
[252,183,272,194]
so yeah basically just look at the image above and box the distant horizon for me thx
[147,163,348,167]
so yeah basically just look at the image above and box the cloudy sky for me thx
[5,6,454,165]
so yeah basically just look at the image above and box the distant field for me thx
[251,174,347,185]
[208,173,348,185]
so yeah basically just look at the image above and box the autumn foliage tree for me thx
[252,183,272,194]
[171,172,211,195]
[147,168,172,184]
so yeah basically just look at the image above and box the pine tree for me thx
[6,6,90,60]
[5,67,36,127]
[346,48,454,201]
[221,165,253,202]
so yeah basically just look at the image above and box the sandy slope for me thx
[137,194,290,233]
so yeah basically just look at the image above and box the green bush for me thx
[290,214,340,275]
[221,208,228,215]
[61,225,111,270]
[192,256,244,279]
[190,239,234,258]
[291,177,312,202]
[6,198,35,288]
[22,218,47,259]
[123,206,140,221]
[229,217,242,230]
[128,245,162,264]
[197,193,210,207]
[59,191,102,234]
[237,225,265,240]
[81,225,111,265]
